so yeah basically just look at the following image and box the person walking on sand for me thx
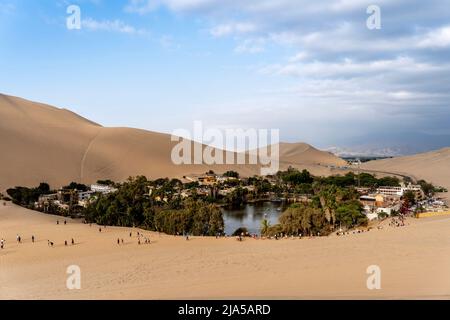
[64,220,67,225]
[99,227,102,233]
[1,239,5,249]
[57,220,59,225]
[65,240,68,246]
[32,235,35,243]
[71,238,75,245]
[117,238,120,245]
[129,232,132,237]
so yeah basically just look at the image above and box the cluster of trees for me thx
[223,171,240,178]
[262,183,367,236]
[318,172,400,188]
[269,169,401,198]
[278,168,314,185]
[84,176,224,236]
[154,200,223,236]
[6,183,52,206]
[417,179,447,196]
[63,182,89,192]
[85,176,156,227]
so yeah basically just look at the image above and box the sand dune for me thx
[0,93,344,191]
[1,202,449,299]
[362,148,450,201]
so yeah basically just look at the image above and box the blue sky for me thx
[1,0,450,151]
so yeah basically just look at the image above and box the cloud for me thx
[82,18,148,35]
[418,25,450,48]
[210,22,257,37]
[122,0,450,148]
[234,38,265,54]
[261,56,439,78]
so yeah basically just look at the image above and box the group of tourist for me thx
[0,234,36,249]
[389,216,406,227]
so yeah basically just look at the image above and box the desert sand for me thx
[0,93,345,192]
[362,148,450,202]
[1,202,449,300]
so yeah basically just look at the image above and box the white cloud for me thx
[261,56,438,79]
[234,38,265,54]
[125,0,217,14]
[418,25,450,48]
[210,22,257,37]
[82,18,148,35]
[288,52,309,62]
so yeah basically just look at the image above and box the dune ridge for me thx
[0,93,344,190]
[362,148,450,201]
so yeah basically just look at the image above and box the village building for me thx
[90,184,117,194]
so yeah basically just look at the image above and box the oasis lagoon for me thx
[221,201,288,235]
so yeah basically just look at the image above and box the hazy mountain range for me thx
[325,131,450,157]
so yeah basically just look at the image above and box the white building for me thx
[376,207,393,216]
[376,183,422,197]
[78,191,95,201]
[363,206,379,221]
[90,184,117,194]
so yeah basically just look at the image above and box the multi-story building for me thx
[376,183,422,197]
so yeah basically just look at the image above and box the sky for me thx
[1,0,450,151]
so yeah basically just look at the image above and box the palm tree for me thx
[260,219,271,236]
[313,184,337,227]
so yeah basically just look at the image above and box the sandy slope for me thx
[1,202,449,299]
[0,93,344,191]
[362,148,450,201]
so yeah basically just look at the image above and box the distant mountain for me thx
[325,146,405,158]
[326,131,450,157]
[0,93,345,190]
